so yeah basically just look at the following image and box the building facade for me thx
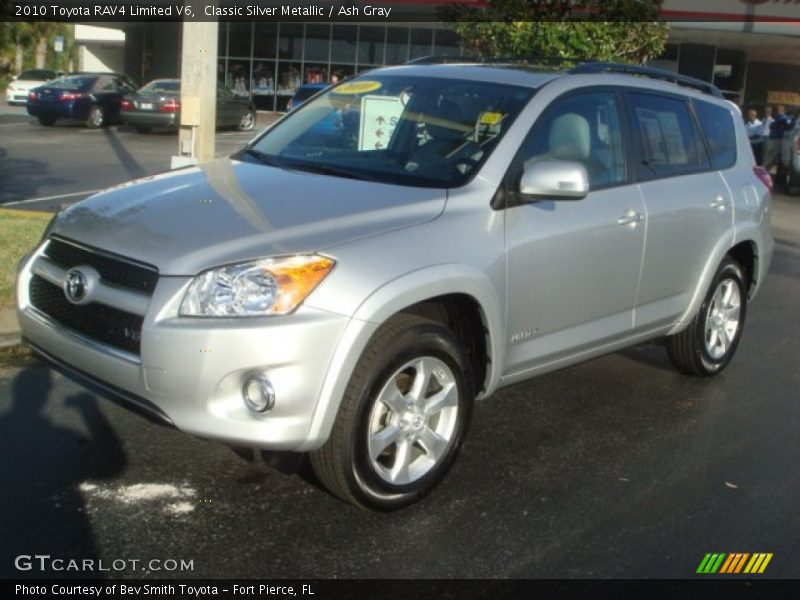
[120,17,800,113]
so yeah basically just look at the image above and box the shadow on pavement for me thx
[0,368,126,578]
[0,147,74,204]
[102,128,147,180]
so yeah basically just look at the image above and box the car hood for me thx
[52,158,446,275]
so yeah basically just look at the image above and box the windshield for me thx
[244,74,534,188]
[46,76,95,91]
[18,69,56,81]
[140,80,180,94]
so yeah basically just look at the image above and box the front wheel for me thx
[237,109,256,131]
[666,258,747,376]
[310,314,474,510]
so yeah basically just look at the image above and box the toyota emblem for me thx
[64,269,88,303]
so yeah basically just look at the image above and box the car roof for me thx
[369,62,727,104]
[371,63,562,89]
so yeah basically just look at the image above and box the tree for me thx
[439,0,669,65]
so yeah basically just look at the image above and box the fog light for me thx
[243,376,275,413]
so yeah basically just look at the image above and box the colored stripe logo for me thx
[697,553,773,574]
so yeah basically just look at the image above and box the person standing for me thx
[745,108,764,164]
[760,106,773,165]
[763,105,790,173]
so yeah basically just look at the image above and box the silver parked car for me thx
[16,62,774,509]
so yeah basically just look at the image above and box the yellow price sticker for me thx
[333,80,383,95]
[479,111,504,126]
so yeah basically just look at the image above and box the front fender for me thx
[299,264,505,452]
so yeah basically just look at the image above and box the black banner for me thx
[5,579,800,600]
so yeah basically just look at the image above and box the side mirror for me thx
[518,159,589,201]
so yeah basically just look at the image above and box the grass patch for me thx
[0,209,51,310]
[0,344,38,368]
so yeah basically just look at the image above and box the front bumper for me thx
[17,250,353,451]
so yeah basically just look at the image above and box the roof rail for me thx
[569,62,723,98]
[405,55,583,67]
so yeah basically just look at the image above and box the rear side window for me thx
[629,93,701,180]
[694,100,737,170]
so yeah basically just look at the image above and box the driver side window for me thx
[518,91,626,189]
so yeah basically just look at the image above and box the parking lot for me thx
[1,104,799,579]
[0,104,276,212]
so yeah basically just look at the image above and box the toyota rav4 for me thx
[17,62,774,509]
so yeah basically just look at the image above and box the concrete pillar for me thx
[173,20,218,168]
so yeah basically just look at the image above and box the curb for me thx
[0,309,20,349]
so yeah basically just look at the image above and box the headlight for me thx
[179,255,335,317]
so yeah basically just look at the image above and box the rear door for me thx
[93,75,123,120]
[627,91,733,330]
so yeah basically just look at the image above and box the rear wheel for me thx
[237,109,256,131]
[666,258,747,376]
[37,117,56,126]
[86,105,105,128]
[135,125,152,134]
[310,314,474,510]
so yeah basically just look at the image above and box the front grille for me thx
[44,237,159,295]
[29,274,143,356]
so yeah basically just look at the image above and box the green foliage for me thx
[0,22,76,84]
[439,0,668,65]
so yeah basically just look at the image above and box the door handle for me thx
[617,210,644,226]
[710,195,729,210]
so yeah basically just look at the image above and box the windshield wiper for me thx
[283,162,378,182]
[238,148,285,168]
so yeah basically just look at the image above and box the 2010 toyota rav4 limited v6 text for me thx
[17,62,774,509]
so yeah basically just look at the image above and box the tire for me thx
[666,258,747,376]
[310,314,474,510]
[38,117,56,126]
[237,109,256,131]
[135,125,152,134]
[86,105,105,129]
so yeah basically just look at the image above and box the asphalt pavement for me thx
[1,102,799,579]
[0,104,278,213]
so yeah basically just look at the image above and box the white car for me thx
[5,69,64,105]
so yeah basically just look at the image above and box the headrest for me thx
[549,113,591,161]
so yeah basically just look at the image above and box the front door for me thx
[504,89,645,375]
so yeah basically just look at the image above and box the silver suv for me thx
[17,62,774,509]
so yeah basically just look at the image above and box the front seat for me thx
[546,113,604,184]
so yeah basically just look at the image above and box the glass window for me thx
[218,23,228,56]
[358,26,385,65]
[278,24,304,60]
[245,75,534,188]
[694,100,737,170]
[227,60,251,96]
[331,25,357,63]
[629,92,700,179]
[304,24,330,62]
[94,76,118,92]
[385,28,409,64]
[253,23,277,59]
[409,28,433,60]
[434,28,461,57]
[518,92,626,188]
[228,22,252,58]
